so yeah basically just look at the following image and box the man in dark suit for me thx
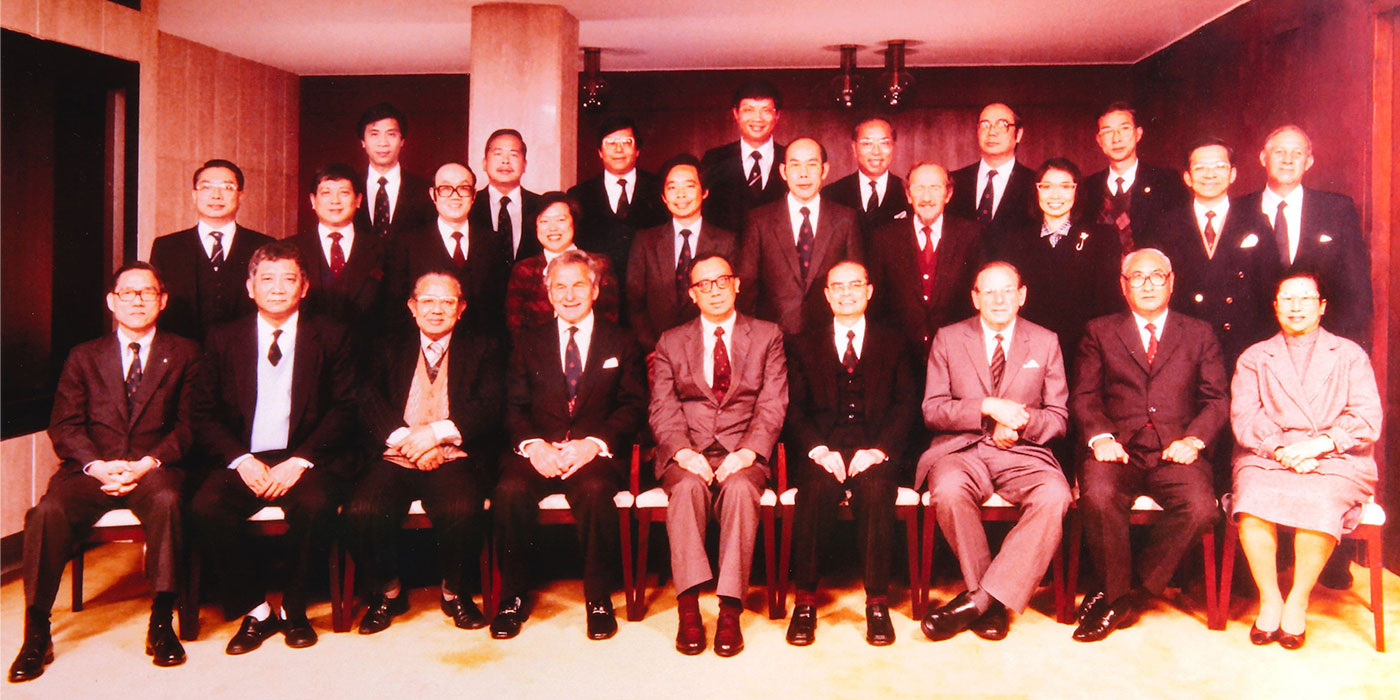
[823,118,911,239]
[918,262,1072,642]
[1076,102,1189,254]
[783,261,918,648]
[189,240,356,655]
[568,116,668,281]
[468,128,544,266]
[948,103,1036,253]
[868,161,982,359]
[650,254,788,657]
[149,159,274,342]
[738,136,864,335]
[1069,248,1227,642]
[490,250,646,641]
[384,162,507,335]
[294,163,386,330]
[9,263,200,682]
[626,154,739,352]
[353,102,434,240]
[343,272,503,634]
[700,80,788,236]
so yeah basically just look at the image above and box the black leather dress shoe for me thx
[785,604,817,646]
[586,599,618,640]
[971,601,1010,641]
[1072,594,1139,642]
[442,597,488,630]
[283,615,317,648]
[675,609,706,655]
[226,615,282,655]
[7,630,53,683]
[490,597,525,640]
[358,594,409,635]
[865,603,895,646]
[146,619,186,667]
[1278,627,1306,650]
[920,591,981,641]
[1075,590,1107,625]
[714,609,744,657]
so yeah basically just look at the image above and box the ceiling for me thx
[158,0,1250,76]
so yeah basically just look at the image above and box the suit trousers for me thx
[492,453,624,602]
[190,462,345,619]
[1078,454,1218,601]
[23,467,183,612]
[342,458,489,596]
[662,461,767,600]
[790,453,897,597]
[928,442,1071,612]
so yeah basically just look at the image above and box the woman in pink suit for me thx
[1229,269,1381,650]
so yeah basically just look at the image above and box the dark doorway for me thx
[1,30,140,438]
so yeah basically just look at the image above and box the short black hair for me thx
[1030,157,1082,220]
[535,190,581,225]
[485,128,527,158]
[310,163,361,195]
[109,261,163,293]
[731,80,783,110]
[1097,101,1138,124]
[247,239,308,280]
[658,153,707,191]
[1276,265,1330,302]
[597,116,641,149]
[688,253,736,283]
[192,159,245,190]
[357,102,406,139]
[850,117,897,142]
[1185,136,1235,169]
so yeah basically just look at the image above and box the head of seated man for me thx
[687,255,740,324]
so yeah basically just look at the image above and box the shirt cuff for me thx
[228,453,255,470]
[517,438,545,457]
[807,445,830,460]
[584,436,612,458]
[82,460,100,475]
[429,420,462,445]
[1087,433,1115,449]
[288,456,314,470]
[386,427,411,447]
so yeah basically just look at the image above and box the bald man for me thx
[948,103,1036,253]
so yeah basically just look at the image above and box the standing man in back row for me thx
[701,81,788,236]
[354,102,434,240]
[569,116,668,282]
[824,118,911,239]
[949,103,1036,254]
[470,129,545,268]
[1077,102,1189,255]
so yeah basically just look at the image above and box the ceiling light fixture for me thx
[580,47,609,113]
[880,40,914,109]
[828,44,862,109]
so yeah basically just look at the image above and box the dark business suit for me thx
[823,172,911,240]
[867,215,983,359]
[493,317,646,602]
[738,198,864,335]
[949,161,1036,254]
[293,228,387,332]
[700,141,788,236]
[569,170,669,283]
[343,330,504,596]
[1236,187,1372,350]
[382,222,508,335]
[785,321,918,598]
[189,313,356,619]
[625,220,739,350]
[468,186,545,267]
[24,332,200,614]
[1071,311,1227,601]
[1076,163,1190,253]
[355,170,435,240]
[150,225,274,342]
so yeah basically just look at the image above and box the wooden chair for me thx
[71,509,199,640]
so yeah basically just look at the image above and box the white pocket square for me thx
[602,357,619,369]
[1319,234,1333,243]
[1239,233,1259,248]
[1023,359,1040,369]
[893,210,908,220]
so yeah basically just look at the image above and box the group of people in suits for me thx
[9,81,1381,681]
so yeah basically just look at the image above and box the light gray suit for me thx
[649,313,788,599]
[917,316,1071,612]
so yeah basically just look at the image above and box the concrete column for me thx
[469,3,578,192]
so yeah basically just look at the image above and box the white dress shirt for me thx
[975,159,1016,216]
[860,172,890,211]
[230,312,311,470]
[488,186,524,254]
[197,220,237,260]
[740,139,776,188]
[833,315,866,359]
[317,223,356,266]
[1192,198,1231,256]
[366,164,402,224]
[786,193,822,244]
[517,312,610,457]
[1260,185,1303,264]
[980,317,1016,364]
[672,217,704,268]
[915,214,944,252]
[385,331,463,449]
[1106,159,1139,195]
[603,170,636,214]
[437,218,469,259]
[700,312,738,388]
[117,327,155,379]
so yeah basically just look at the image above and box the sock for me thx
[795,589,818,607]
[677,586,700,617]
[441,584,458,602]
[969,589,992,614]
[25,606,51,634]
[151,591,176,618]
[247,602,272,621]
[865,594,887,607]
[718,595,743,614]
[382,580,401,599]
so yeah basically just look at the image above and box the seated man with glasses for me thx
[650,254,788,657]
[1068,248,1228,642]
[949,103,1037,252]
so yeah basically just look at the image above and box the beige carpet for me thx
[2,543,1396,699]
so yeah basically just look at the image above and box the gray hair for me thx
[1120,248,1173,276]
[544,248,600,287]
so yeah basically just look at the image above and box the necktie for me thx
[1144,322,1159,364]
[977,170,998,225]
[1202,210,1218,256]
[615,178,630,219]
[209,231,225,270]
[268,329,283,367]
[842,329,858,373]
[451,230,466,267]
[866,180,880,213]
[425,341,445,382]
[989,333,1005,391]
[328,231,346,278]
[125,342,143,407]
[564,326,582,409]
[374,176,391,237]
[1275,201,1291,264]
[498,195,514,260]
[919,225,938,302]
[796,206,815,277]
[747,152,763,198]
[1103,176,1133,252]
[1115,176,1126,198]
[676,228,694,292]
[712,327,731,401]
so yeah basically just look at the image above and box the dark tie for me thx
[209,231,225,270]
[866,180,880,213]
[564,326,582,410]
[796,206,815,277]
[268,329,283,367]
[712,327,731,401]
[1115,176,1126,197]
[328,231,346,278]
[425,340,445,382]
[125,342,143,407]
[451,230,466,268]
[373,176,391,237]
[747,152,763,198]
[842,329,858,373]
[1202,210,1218,256]
[989,333,1005,391]
[1103,176,1133,252]
[977,169,998,225]
[498,195,514,259]
[1275,201,1291,264]
[1144,322,1159,364]
[676,228,694,293]
[615,178,630,219]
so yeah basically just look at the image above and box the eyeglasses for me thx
[1276,295,1321,306]
[977,119,1018,135]
[690,275,736,292]
[114,288,160,302]
[856,138,893,150]
[195,182,238,193]
[827,280,868,293]
[1189,162,1232,175]
[1035,183,1077,194]
[1123,271,1171,288]
[414,296,460,309]
[602,137,636,149]
[434,185,474,199]
[975,287,1020,299]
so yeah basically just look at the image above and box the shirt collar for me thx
[787,193,821,218]
[835,315,866,338]
[1261,185,1303,212]
[318,222,355,239]
[1107,159,1139,187]
[701,312,737,339]
[491,185,522,205]
[420,331,453,351]
[437,217,470,236]
[741,139,775,165]
[117,327,155,349]
[980,317,1016,343]
[1193,197,1230,220]
[369,163,401,186]
[673,217,703,235]
[197,220,234,238]
[915,213,944,234]
[257,311,300,337]
[1040,218,1073,238]
[1132,309,1169,333]
[978,159,1014,178]
[556,311,595,335]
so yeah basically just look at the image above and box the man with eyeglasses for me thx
[342,272,503,634]
[150,159,273,342]
[1076,102,1189,254]
[782,261,918,647]
[700,80,789,236]
[10,263,200,682]
[569,116,669,282]
[917,261,1071,643]
[650,254,788,657]
[824,119,911,238]
[384,162,507,334]
[1068,248,1227,642]
[949,103,1036,252]
[352,102,434,241]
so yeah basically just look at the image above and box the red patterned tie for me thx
[1144,323,1159,364]
[712,327,731,401]
[842,330,858,373]
[328,231,346,278]
[977,170,998,225]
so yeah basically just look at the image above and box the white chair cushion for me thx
[983,493,1015,508]
[1360,499,1386,526]
[1131,495,1164,511]
[779,488,797,506]
[539,493,570,510]
[760,489,777,507]
[248,507,286,521]
[635,487,668,508]
[895,487,920,506]
[613,492,634,508]
[407,500,426,516]
[93,509,140,528]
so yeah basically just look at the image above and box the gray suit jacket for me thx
[916,316,1068,488]
[648,313,788,478]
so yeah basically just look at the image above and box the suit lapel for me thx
[770,213,804,287]
[288,318,315,433]
[1258,335,1310,419]
[1000,326,1032,396]
[1148,314,1184,375]
[684,319,716,402]
[805,201,838,288]
[1300,331,1342,408]
[102,335,130,424]
[1298,188,1323,260]
[236,318,259,426]
[960,320,993,394]
[574,321,611,405]
[1115,314,1150,374]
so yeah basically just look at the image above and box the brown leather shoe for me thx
[675,607,706,655]
[714,607,744,657]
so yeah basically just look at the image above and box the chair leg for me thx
[328,541,347,633]
[918,500,936,620]
[763,504,779,619]
[71,548,85,612]
[634,513,652,620]
[180,549,201,641]
[1202,530,1221,630]
[338,548,356,633]
[1218,521,1238,628]
[903,509,920,619]
[1060,510,1082,624]
[777,503,793,620]
[1364,528,1384,652]
[617,507,637,622]
[478,543,495,618]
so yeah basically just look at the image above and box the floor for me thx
[1,543,1396,700]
